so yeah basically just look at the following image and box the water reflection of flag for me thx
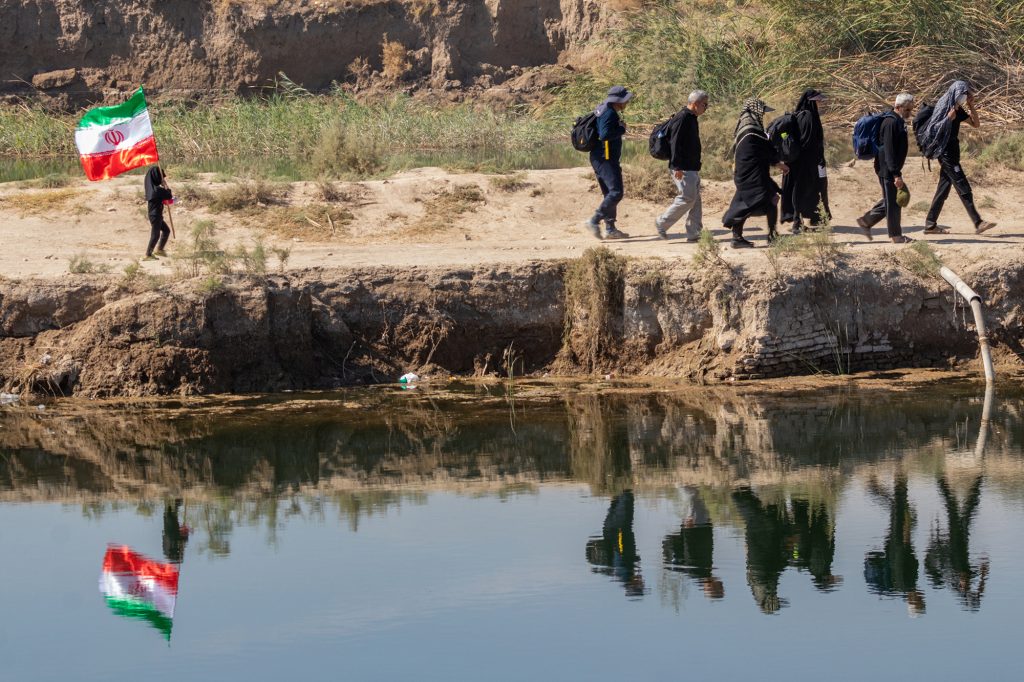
[99,545,180,640]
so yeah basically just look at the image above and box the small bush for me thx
[489,173,530,193]
[173,219,231,278]
[623,162,676,203]
[198,275,224,294]
[315,178,341,202]
[209,179,286,213]
[899,240,943,279]
[693,229,729,270]
[176,182,213,205]
[272,246,292,272]
[234,236,268,276]
[312,120,385,178]
[68,254,110,274]
[381,35,411,82]
[408,185,486,234]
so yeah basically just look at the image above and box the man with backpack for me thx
[655,90,709,241]
[856,93,915,244]
[918,82,996,235]
[583,85,633,240]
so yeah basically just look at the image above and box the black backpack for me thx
[766,112,801,163]
[912,102,935,155]
[571,112,598,152]
[649,110,684,161]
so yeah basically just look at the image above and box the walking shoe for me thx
[685,235,700,243]
[605,228,630,240]
[154,249,167,257]
[767,230,780,245]
[922,224,949,235]
[656,221,668,239]
[583,216,603,240]
[975,220,997,234]
[731,237,754,249]
[143,255,158,261]
[856,217,873,241]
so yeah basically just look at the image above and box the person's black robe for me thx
[723,132,780,226]
[781,109,827,223]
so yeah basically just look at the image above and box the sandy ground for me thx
[1,158,1022,279]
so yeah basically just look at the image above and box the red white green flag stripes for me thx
[75,87,160,181]
[99,545,180,640]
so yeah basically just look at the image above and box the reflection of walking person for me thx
[162,498,190,565]
[663,486,723,599]
[863,470,925,616]
[584,86,633,241]
[732,487,791,613]
[144,166,173,261]
[925,475,989,611]
[586,491,646,598]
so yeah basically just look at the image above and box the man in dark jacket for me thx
[722,98,789,248]
[857,93,915,243]
[924,86,996,235]
[655,90,708,241]
[584,85,633,240]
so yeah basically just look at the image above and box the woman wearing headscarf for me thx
[143,166,173,260]
[722,98,789,248]
[781,89,830,232]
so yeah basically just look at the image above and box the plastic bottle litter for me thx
[0,392,19,406]
[398,373,420,384]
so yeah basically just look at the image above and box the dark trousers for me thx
[724,198,777,239]
[590,156,624,224]
[147,216,171,255]
[926,156,981,227]
[860,174,902,239]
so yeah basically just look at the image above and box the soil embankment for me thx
[1,0,606,103]
[2,252,1022,398]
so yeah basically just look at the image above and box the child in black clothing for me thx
[144,166,173,260]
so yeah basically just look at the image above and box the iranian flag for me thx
[99,545,180,640]
[75,87,160,181]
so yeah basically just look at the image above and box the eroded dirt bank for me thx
[2,253,1022,398]
[1,0,606,103]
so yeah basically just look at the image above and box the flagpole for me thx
[158,163,176,240]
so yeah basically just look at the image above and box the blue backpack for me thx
[852,112,894,160]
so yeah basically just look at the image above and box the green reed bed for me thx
[1,93,564,179]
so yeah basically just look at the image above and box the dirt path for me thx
[1,160,1021,280]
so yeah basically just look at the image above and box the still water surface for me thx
[1,383,1021,680]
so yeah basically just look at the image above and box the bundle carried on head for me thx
[918,80,970,159]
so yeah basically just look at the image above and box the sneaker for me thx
[975,220,997,234]
[143,255,157,261]
[922,224,949,235]
[656,221,668,240]
[583,217,602,240]
[685,235,700,243]
[731,237,754,249]
[605,228,630,240]
[154,249,167,257]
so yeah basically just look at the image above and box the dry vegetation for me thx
[407,184,485,235]
[0,188,86,216]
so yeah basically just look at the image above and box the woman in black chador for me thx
[781,89,831,231]
[863,470,926,616]
[722,98,789,248]
[924,475,989,611]
[143,166,173,260]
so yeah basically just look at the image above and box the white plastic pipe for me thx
[939,266,995,384]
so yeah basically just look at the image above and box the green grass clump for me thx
[899,240,943,279]
[68,253,110,274]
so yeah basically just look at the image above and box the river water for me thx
[1,382,1021,680]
